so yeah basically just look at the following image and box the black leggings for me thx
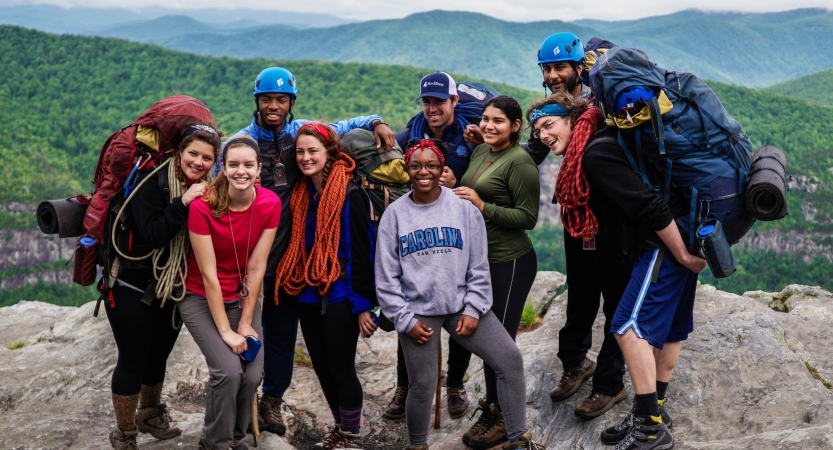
[105,283,181,395]
[298,300,363,410]
[485,248,538,407]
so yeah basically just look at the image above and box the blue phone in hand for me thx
[240,335,262,362]
[364,311,381,338]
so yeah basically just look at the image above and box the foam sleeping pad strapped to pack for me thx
[37,197,89,238]
[746,146,789,221]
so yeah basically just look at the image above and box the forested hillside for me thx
[1,25,832,306]
[0,25,537,206]
[766,68,833,107]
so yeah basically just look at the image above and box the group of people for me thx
[101,31,724,450]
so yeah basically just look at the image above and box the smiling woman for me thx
[453,95,540,446]
[104,123,222,450]
[179,134,281,450]
[376,137,535,449]
[275,122,378,449]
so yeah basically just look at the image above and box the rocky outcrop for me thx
[737,229,833,262]
[0,229,76,271]
[536,157,561,228]
[2,275,833,449]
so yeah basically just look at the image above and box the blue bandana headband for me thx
[530,103,572,123]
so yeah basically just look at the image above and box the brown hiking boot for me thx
[135,403,180,440]
[406,446,429,450]
[259,394,287,436]
[549,357,596,402]
[468,404,507,449]
[447,386,470,419]
[461,399,493,445]
[574,387,628,419]
[110,426,139,450]
[501,430,545,450]
[383,386,408,419]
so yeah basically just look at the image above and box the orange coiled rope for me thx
[274,155,356,304]
[555,106,604,240]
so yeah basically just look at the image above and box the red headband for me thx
[298,122,331,143]
[404,139,446,168]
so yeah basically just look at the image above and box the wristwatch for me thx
[371,120,387,130]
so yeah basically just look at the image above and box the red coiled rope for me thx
[274,155,356,303]
[554,106,604,240]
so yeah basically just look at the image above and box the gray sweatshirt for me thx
[375,187,493,333]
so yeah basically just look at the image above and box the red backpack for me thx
[73,95,215,286]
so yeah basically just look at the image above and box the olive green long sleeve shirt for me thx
[460,143,540,263]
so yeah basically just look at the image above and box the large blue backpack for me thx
[589,47,754,246]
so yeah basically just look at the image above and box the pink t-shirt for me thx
[186,185,281,300]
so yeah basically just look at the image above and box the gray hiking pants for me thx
[179,293,263,449]
[399,310,527,445]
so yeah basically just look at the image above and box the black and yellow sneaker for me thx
[658,399,673,428]
[601,401,674,445]
[610,414,673,450]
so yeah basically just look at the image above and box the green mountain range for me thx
[1,25,832,304]
[0,4,353,34]
[36,8,833,91]
[0,25,538,205]
[766,68,833,107]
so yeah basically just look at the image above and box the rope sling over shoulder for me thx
[104,158,191,329]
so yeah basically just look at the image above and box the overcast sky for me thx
[9,0,832,21]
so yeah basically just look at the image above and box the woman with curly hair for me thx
[275,122,377,449]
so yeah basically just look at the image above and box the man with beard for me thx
[224,67,395,436]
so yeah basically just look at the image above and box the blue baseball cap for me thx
[417,72,458,100]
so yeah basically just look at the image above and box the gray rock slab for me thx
[3,278,833,450]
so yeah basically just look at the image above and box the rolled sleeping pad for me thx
[37,197,88,237]
[746,145,788,221]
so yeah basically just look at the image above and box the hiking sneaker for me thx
[549,357,596,402]
[468,404,507,449]
[462,400,493,445]
[574,387,628,419]
[259,394,287,436]
[110,426,139,450]
[406,446,429,450]
[231,440,249,450]
[383,386,408,419]
[501,430,546,450]
[611,414,673,450]
[658,399,673,428]
[135,403,181,440]
[447,386,470,419]
[601,403,674,445]
[316,426,362,449]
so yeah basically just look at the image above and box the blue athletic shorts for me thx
[611,245,699,349]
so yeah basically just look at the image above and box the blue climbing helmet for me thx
[615,85,657,112]
[253,67,297,99]
[538,32,585,65]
